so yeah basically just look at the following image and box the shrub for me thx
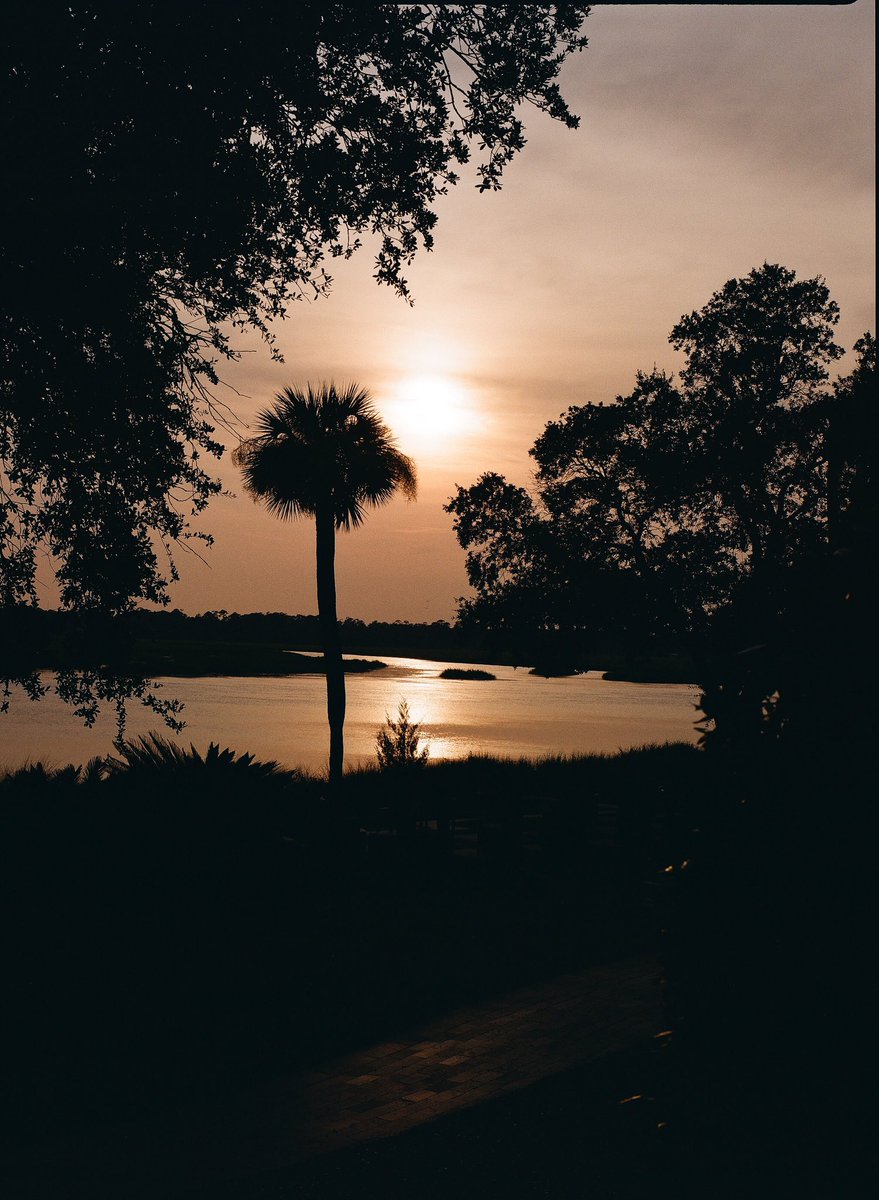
[375,701,429,769]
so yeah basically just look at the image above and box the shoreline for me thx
[15,640,700,686]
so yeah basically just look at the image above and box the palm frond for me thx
[233,380,417,528]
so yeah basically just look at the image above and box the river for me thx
[0,656,704,774]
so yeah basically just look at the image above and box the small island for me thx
[439,667,497,681]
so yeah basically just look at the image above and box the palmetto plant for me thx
[106,733,287,780]
[233,383,416,787]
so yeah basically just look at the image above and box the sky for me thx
[161,2,875,624]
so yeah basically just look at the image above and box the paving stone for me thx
[397,1059,433,1076]
[372,1100,414,1120]
[374,1048,419,1068]
[361,1043,408,1059]
[424,1079,463,1094]
[448,1068,504,1084]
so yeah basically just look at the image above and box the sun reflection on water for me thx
[2,657,702,774]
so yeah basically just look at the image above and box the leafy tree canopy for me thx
[233,384,417,529]
[1,2,589,615]
[447,264,870,664]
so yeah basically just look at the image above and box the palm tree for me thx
[233,383,416,787]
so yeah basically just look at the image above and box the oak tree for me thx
[1,3,589,724]
[447,265,861,683]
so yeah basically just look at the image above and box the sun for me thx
[380,374,482,457]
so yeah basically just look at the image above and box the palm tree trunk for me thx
[315,505,345,787]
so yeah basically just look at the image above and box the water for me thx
[0,656,703,774]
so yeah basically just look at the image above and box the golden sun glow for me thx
[380,374,483,457]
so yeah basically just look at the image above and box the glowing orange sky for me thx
[122,3,875,624]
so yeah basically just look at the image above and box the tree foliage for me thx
[826,331,876,550]
[234,385,417,529]
[1,2,588,724]
[376,701,430,770]
[667,263,843,568]
[447,265,871,692]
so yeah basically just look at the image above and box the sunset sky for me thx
[154,2,874,624]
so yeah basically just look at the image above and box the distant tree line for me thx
[1,605,478,659]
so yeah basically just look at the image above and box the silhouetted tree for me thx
[697,331,877,752]
[375,701,430,770]
[446,372,736,658]
[825,332,877,552]
[233,384,416,786]
[448,265,869,719]
[444,473,571,652]
[667,262,843,570]
[1,3,587,722]
[530,368,741,634]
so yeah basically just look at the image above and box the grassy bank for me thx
[18,637,388,677]
[125,638,387,677]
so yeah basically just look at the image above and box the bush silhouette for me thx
[376,701,430,769]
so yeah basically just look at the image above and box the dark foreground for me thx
[1,742,871,1196]
[8,955,662,1198]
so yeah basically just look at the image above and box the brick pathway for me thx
[6,954,662,1199]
